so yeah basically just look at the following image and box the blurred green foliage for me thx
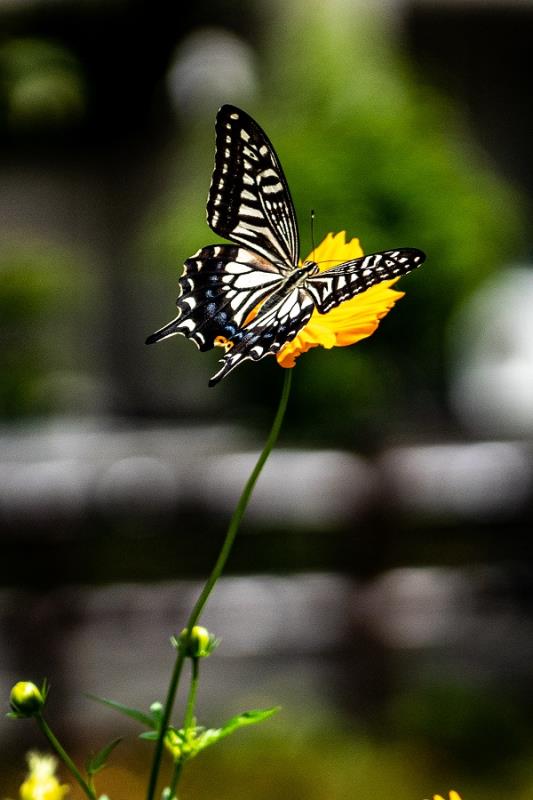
[0,244,89,417]
[143,2,526,439]
[389,680,532,772]
[3,718,531,800]
[0,38,85,132]
[183,730,533,800]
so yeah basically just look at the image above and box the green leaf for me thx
[139,731,159,741]
[86,738,122,776]
[40,678,50,702]
[217,706,281,737]
[192,706,280,756]
[86,694,155,728]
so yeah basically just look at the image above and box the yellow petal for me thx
[277,232,403,367]
[19,753,69,800]
[20,776,69,800]
[306,230,364,267]
[431,793,462,800]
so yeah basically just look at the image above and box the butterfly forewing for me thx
[305,248,425,314]
[145,245,284,351]
[207,105,299,269]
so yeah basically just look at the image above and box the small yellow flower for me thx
[431,791,462,800]
[18,752,69,800]
[276,231,404,367]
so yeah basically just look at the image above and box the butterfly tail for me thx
[208,354,240,387]
[145,315,181,345]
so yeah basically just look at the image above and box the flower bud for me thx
[9,682,45,717]
[164,728,182,760]
[178,625,213,658]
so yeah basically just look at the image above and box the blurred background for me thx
[1,0,533,797]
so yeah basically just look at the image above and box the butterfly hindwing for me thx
[209,287,315,386]
[145,245,284,352]
[207,104,299,269]
[209,248,425,383]
[305,248,425,314]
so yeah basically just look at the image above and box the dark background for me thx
[2,1,533,798]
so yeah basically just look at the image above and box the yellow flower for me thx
[276,231,405,368]
[431,792,462,800]
[18,752,69,800]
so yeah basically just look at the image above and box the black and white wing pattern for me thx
[146,104,426,386]
[145,245,285,350]
[206,104,299,269]
[305,249,426,313]
[209,288,315,386]
[207,248,425,386]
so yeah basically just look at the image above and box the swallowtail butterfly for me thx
[146,105,425,386]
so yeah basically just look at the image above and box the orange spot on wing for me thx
[215,336,233,350]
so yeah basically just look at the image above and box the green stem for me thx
[168,760,183,800]
[183,657,200,732]
[146,651,186,800]
[145,368,293,800]
[168,657,200,798]
[186,368,293,629]
[36,713,96,800]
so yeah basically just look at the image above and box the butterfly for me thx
[146,105,425,386]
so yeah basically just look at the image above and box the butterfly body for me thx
[147,105,426,386]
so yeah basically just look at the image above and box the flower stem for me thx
[183,657,200,732]
[168,656,200,798]
[146,651,186,800]
[36,713,96,800]
[145,368,293,800]
[168,760,183,800]
[186,368,293,629]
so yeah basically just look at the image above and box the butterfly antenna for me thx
[310,209,316,258]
